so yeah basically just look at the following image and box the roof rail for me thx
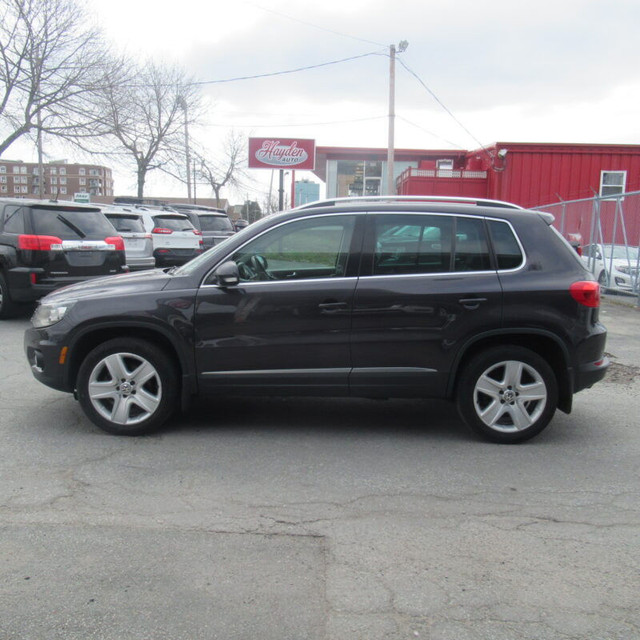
[294,195,523,211]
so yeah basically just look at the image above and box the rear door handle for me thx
[458,297,488,310]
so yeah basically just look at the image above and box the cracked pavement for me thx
[1,298,639,639]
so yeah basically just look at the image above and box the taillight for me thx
[570,281,600,307]
[18,234,63,251]
[105,236,125,251]
[576,246,583,257]
[152,227,173,234]
[193,229,202,236]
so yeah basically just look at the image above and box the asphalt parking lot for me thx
[1,297,639,640]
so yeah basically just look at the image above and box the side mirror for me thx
[215,261,240,287]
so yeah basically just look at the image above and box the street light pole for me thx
[387,40,408,196]
[386,43,396,196]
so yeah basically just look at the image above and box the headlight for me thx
[616,265,630,275]
[32,301,76,328]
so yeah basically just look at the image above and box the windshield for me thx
[198,215,234,232]
[32,208,116,239]
[106,214,145,233]
[603,245,639,260]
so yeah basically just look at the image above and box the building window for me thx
[59,187,67,194]
[59,167,66,175]
[21,186,28,193]
[0,176,5,183]
[13,165,20,173]
[50,167,57,175]
[79,168,86,175]
[14,185,20,192]
[0,186,7,193]
[79,178,86,185]
[59,177,67,185]
[20,166,26,174]
[600,171,626,199]
[0,165,6,173]
[51,177,57,184]
[336,160,382,198]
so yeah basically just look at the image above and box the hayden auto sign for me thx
[248,138,316,170]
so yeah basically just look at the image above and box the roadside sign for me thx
[248,138,315,170]
[73,192,90,203]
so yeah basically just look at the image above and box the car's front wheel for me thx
[457,346,558,443]
[76,338,178,435]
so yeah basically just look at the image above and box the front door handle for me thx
[458,297,488,310]
[319,301,348,313]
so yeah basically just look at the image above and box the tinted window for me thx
[232,216,356,281]
[488,220,523,270]
[373,214,453,275]
[106,214,145,233]
[198,215,233,232]
[3,205,25,234]
[31,208,115,239]
[152,215,194,232]
[453,217,491,272]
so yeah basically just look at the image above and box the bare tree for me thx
[194,132,248,207]
[0,0,115,157]
[97,62,200,198]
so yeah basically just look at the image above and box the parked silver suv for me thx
[102,208,155,271]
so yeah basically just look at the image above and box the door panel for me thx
[194,214,359,395]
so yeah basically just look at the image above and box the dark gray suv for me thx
[24,196,608,443]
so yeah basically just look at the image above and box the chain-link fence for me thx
[534,191,640,302]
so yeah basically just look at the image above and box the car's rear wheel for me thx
[457,346,558,443]
[77,338,178,435]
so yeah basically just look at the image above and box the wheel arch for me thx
[66,322,196,409]
[448,329,573,414]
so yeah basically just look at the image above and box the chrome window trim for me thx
[200,276,357,289]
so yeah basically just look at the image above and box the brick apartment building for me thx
[0,159,114,200]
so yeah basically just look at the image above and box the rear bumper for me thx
[153,248,202,266]
[574,355,610,392]
[8,267,127,303]
[127,256,156,270]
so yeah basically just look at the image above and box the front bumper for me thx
[24,325,71,393]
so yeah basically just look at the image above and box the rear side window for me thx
[198,215,233,232]
[373,214,453,275]
[488,220,524,270]
[106,214,145,233]
[2,205,26,233]
[453,217,491,272]
[152,215,194,231]
[31,208,116,239]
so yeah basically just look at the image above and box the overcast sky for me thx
[14,0,640,202]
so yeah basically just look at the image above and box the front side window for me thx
[600,171,626,199]
[232,215,356,282]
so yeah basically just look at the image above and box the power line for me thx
[193,51,383,86]
[397,58,494,160]
[396,115,465,149]
[204,115,387,129]
[246,1,387,48]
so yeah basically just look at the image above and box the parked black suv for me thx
[24,197,609,443]
[1,199,127,318]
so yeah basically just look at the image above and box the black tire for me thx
[0,272,18,319]
[76,338,178,435]
[457,346,558,444]
[598,271,607,286]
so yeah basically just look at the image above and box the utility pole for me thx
[179,98,192,202]
[387,40,408,196]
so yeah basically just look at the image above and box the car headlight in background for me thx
[32,301,76,328]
